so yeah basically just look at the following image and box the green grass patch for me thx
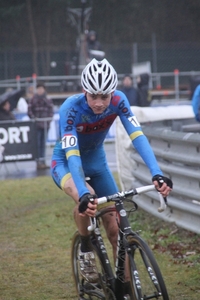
[0,175,199,299]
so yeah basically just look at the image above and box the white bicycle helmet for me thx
[81,58,118,94]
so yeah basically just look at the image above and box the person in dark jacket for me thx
[120,75,140,106]
[86,30,104,62]
[0,99,16,121]
[28,83,54,170]
[0,97,14,163]
[137,73,151,107]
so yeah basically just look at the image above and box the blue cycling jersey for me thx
[192,84,200,122]
[51,90,162,198]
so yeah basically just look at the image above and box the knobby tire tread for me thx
[127,234,169,300]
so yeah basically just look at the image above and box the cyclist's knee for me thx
[63,177,95,204]
[62,177,79,201]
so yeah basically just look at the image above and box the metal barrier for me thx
[115,106,200,234]
[1,70,200,100]
[130,126,200,234]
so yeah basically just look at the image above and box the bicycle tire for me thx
[71,231,116,300]
[127,234,169,300]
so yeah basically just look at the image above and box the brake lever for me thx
[158,193,167,212]
[87,197,97,232]
[156,178,168,212]
[88,217,96,231]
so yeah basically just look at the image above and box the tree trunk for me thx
[45,4,51,76]
[26,0,39,75]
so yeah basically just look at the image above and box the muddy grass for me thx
[0,176,199,299]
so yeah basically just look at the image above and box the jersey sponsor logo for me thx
[118,99,132,118]
[112,96,133,119]
[76,114,116,134]
[65,107,78,131]
[76,126,84,132]
[128,116,140,127]
[61,134,77,148]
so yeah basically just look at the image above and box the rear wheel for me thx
[127,234,169,300]
[71,231,116,300]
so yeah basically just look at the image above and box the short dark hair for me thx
[123,74,133,81]
[36,82,46,89]
[0,99,9,108]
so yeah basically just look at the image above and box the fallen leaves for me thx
[151,224,200,266]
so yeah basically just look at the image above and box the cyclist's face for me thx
[86,92,113,114]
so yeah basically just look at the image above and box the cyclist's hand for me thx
[152,175,173,197]
[79,193,97,217]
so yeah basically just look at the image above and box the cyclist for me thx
[51,58,172,284]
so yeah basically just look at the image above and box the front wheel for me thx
[71,231,116,300]
[127,234,169,300]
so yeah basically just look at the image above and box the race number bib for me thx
[128,116,140,127]
[61,134,77,149]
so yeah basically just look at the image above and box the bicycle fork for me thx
[115,201,135,300]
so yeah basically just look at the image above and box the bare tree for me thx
[39,1,51,76]
[26,0,39,75]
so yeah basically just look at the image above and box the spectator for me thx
[16,90,28,113]
[86,30,105,62]
[28,83,54,170]
[26,84,34,102]
[191,84,200,122]
[120,74,140,106]
[3,88,24,112]
[0,97,16,121]
[18,85,35,121]
[137,73,151,107]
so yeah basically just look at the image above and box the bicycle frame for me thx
[86,184,168,299]
[90,219,116,292]
[87,199,139,299]
[71,185,168,299]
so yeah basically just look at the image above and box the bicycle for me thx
[71,184,169,300]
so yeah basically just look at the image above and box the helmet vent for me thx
[81,58,118,94]
[98,73,102,88]
[88,79,96,92]
[104,79,112,92]
[105,67,110,81]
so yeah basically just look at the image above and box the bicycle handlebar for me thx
[87,184,167,231]
[97,184,167,212]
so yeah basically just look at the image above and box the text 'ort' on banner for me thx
[0,121,37,163]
